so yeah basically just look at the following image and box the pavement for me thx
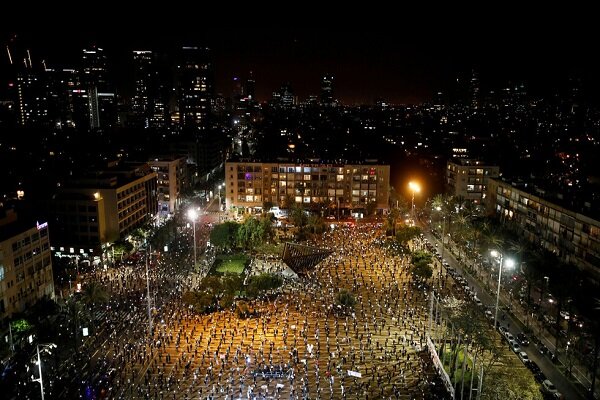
[423,229,592,400]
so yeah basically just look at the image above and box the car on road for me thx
[516,333,530,346]
[527,360,541,374]
[499,326,508,335]
[534,371,547,383]
[538,343,549,355]
[541,379,558,394]
[511,342,521,353]
[517,351,529,364]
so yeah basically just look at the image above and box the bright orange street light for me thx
[408,181,421,222]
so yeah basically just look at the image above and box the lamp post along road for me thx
[36,344,45,400]
[408,181,420,224]
[33,343,56,400]
[188,209,198,271]
[146,244,153,336]
[491,250,514,330]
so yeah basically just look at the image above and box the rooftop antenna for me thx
[26,49,32,68]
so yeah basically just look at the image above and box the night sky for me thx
[2,24,598,105]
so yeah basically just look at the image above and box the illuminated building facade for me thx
[50,162,157,255]
[225,160,390,212]
[0,209,54,320]
[489,178,600,279]
[446,159,499,204]
[148,156,188,215]
[178,46,213,130]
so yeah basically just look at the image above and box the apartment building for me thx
[50,162,157,256]
[0,208,54,321]
[446,159,499,204]
[148,156,188,215]
[488,178,600,279]
[225,160,390,212]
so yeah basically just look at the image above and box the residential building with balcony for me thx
[225,159,390,212]
[446,159,499,204]
[488,177,600,280]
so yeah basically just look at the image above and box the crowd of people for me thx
[40,222,451,399]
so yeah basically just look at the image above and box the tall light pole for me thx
[145,244,153,336]
[435,206,446,261]
[32,343,56,400]
[408,181,420,224]
[188,209,198,271]
[490,250,514,330]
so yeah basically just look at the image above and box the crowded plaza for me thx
[25,219,450,399]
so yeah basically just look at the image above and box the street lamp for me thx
[408,181,421,223]
[187,209,198,270]
[32,343,56,400]
[490,250,514,330]
[218,184,223,213]
[435,206,446,260]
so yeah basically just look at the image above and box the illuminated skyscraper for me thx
[469,70,480,110]
[16,69,48,126]
[320,74,334,106]
[177,46,213,130]
[132,50,168,129]
[81,46,116,129]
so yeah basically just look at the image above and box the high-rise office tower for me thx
[469,70,480,110]
[16,68,48,126]
[45,68,78,128]
[177,46,213,130]
[4,39,49,127]
[245,71,256,102]
[132,50,168,129]
[320,74,334,106]
[81,46,116,129]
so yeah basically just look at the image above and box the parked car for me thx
[541,379,558,394]
[534,371,547,383]
[511,342,521,353]
[527,360,541,374]
[518,351,529,364]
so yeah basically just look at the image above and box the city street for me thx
[424,229,589,400]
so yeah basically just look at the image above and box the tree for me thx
[366,200,378,216]
[410,250,433,281]
[411,261,433,281]
[290,204,308,228]
[210,221,240,250]
[336,290,356,310]
[262,200,274,211]
[395,225,422,247]
[307,214,324,235]
[385,208,400,236]
[81,282,109,309]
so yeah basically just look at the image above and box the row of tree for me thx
[209,216,274,251]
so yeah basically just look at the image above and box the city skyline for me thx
[2,27,599,105]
